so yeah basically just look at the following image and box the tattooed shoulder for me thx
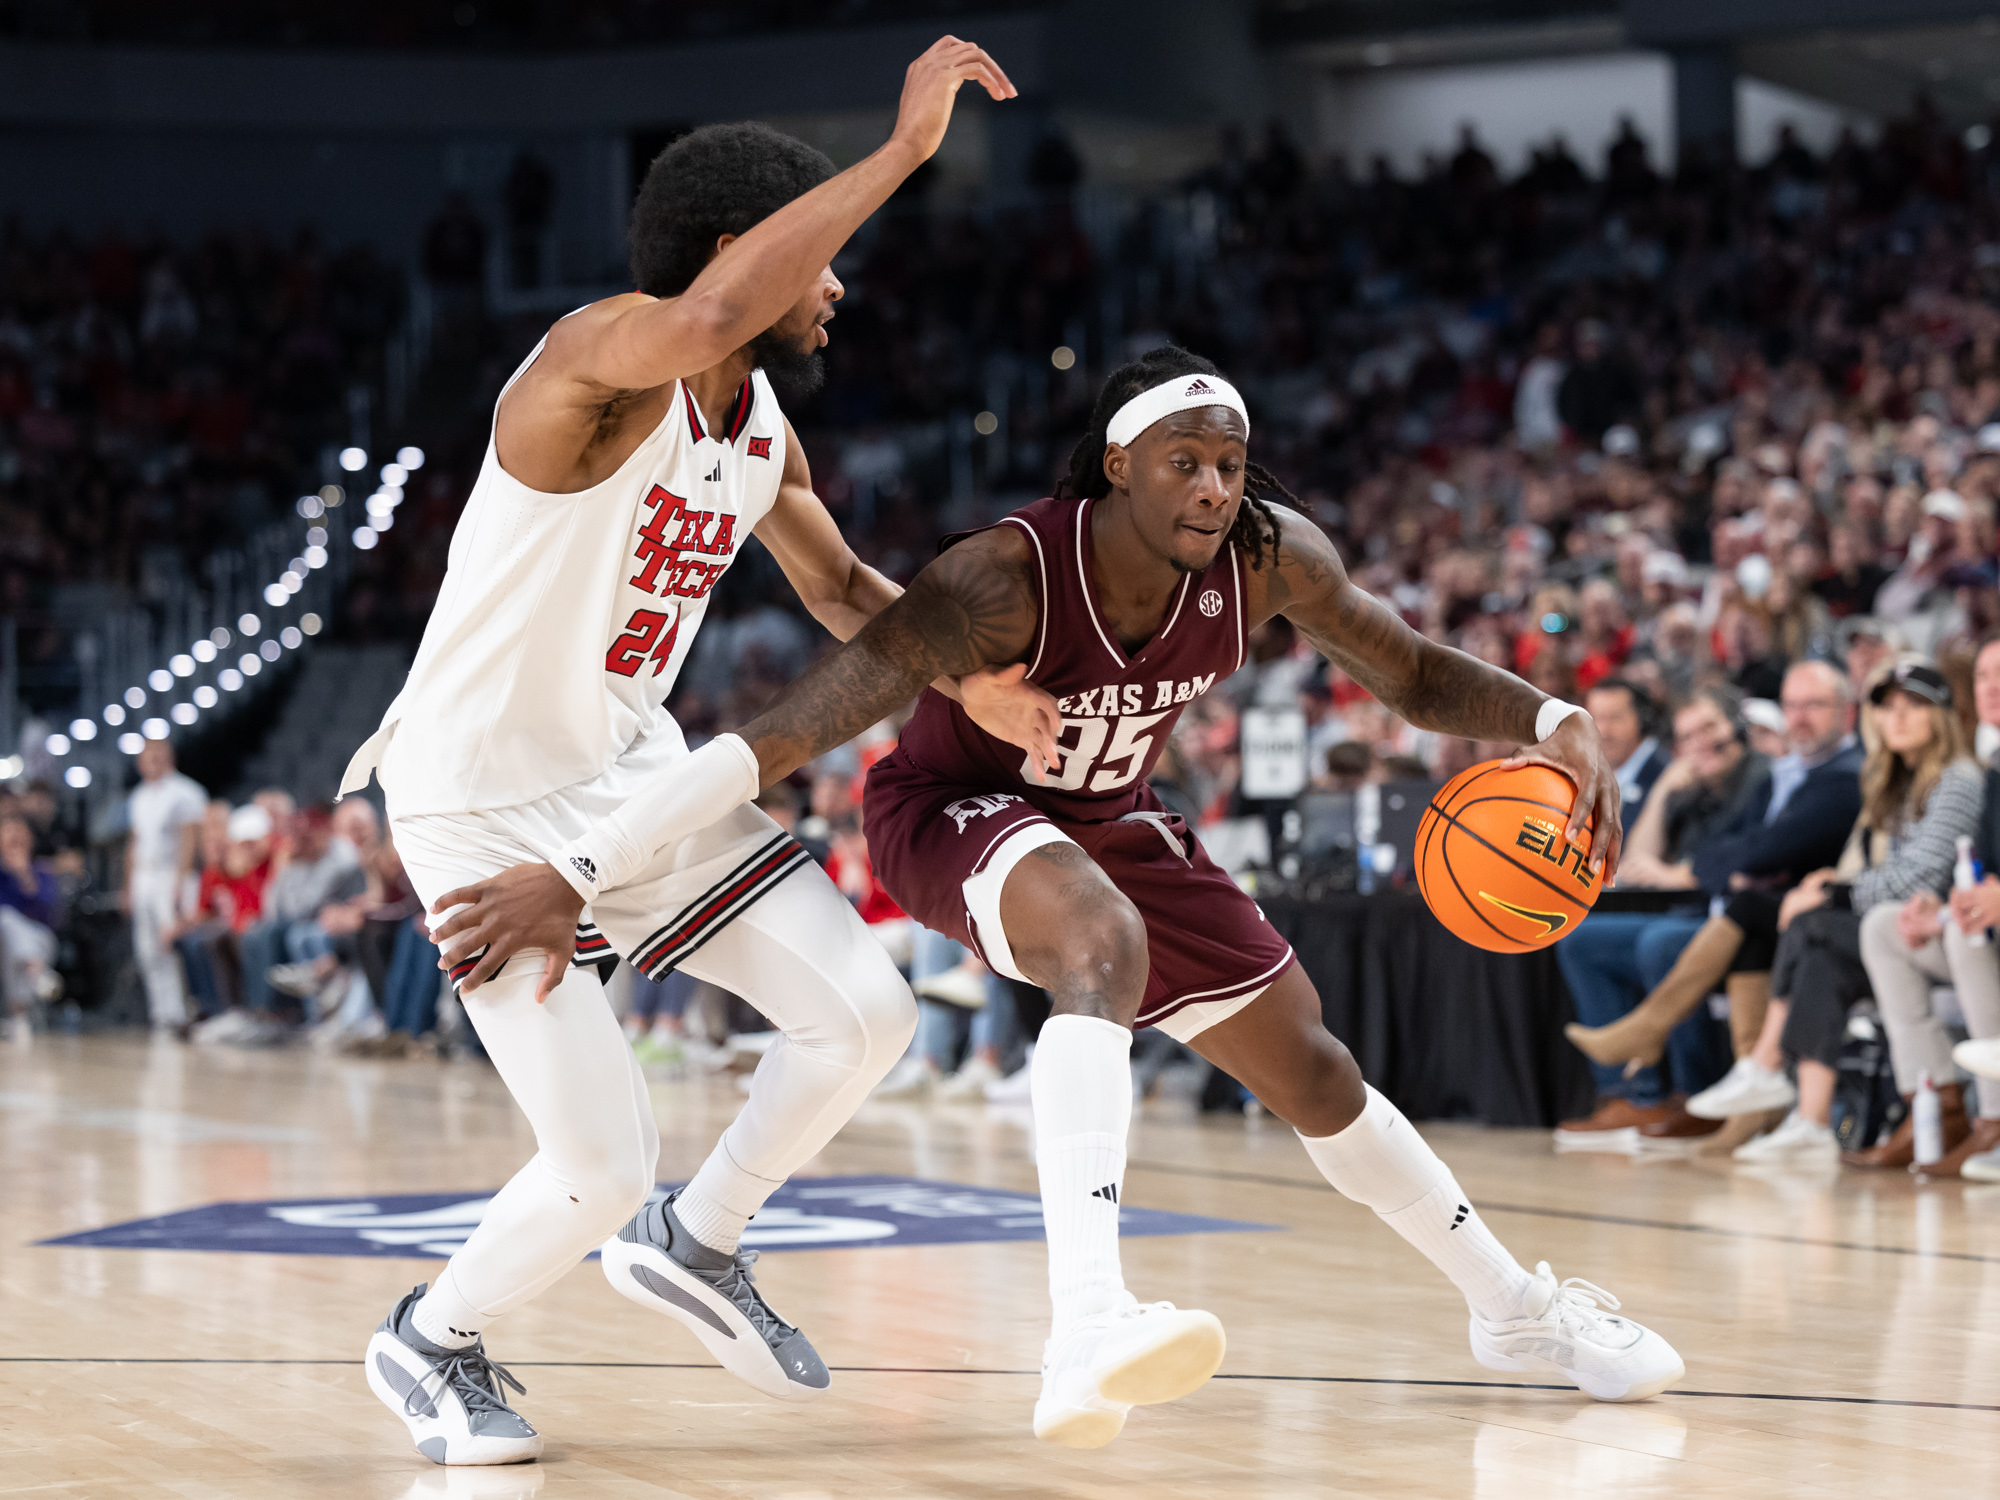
[1247,503,1346,622]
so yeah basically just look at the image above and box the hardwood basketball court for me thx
[5,1033,1996,1498]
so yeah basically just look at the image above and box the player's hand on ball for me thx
[891,36,1016,164]
[429,862,585,1002]
[959,662,1061,777]
[1501,713,1622,880]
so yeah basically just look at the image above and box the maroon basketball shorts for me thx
[863,773,1296,1041]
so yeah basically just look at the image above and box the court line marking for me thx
[2,1359,1991,1411]
[1117,1157,2000,1266]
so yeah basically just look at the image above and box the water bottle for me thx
[1955,836,1989,948]
[1913,1072,1944,1168]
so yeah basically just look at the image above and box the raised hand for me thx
[958,662,1060,777]
[890,35,1016,165]
[1502,713,1623,880]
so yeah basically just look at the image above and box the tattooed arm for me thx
[427,530,1040,995]
[1247,504,1621,871]
[738,525,1039,784]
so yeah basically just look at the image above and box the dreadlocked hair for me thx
[1054,343,1295,570]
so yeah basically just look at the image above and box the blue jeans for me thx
[1556,910,1729,1105]
[381,915,443,1037]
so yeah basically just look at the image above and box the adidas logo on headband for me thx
[1104,373,1251,448]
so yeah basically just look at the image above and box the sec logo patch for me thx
[1199,589,1224,617]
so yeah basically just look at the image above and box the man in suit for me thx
[1586,677,1670,820]
[1556,661,1861,1146]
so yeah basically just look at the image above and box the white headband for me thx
[1105,374,1251,449]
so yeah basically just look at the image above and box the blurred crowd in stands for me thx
[0,218,402,712]
[15,99,2000,1154]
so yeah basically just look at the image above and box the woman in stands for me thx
[1692,661,1982,1164]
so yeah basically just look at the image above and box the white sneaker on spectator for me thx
[1960,1145,2000,1182]
[1687,1058,1797,1118]
[1731,1110,1836,1163]
[870,1056,936,1102]
[191,1009,254,1044]
[266,962,326,1000]
[936,1056,1003,1101]
[1952,1037,2000,1081]
[225,1016,294,1048]
[1469,1262,1683,1402]
[984,1051,1036,1104]
[913,967,988,1010]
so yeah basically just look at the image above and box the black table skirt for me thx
[1260,890,1595,1129]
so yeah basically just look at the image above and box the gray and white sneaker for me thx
[364,1285,542,1466]
[600,1191,830,1403]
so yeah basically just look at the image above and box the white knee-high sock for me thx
[1031,1014,1133,1333]
[1298,1085,1538,1323]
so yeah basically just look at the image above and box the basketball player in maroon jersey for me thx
[436,345,1686,1447]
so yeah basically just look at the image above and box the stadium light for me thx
[192,640,217,663]
[339,447,367,472]
[263,584,288,607]
[280,626,303,649]
[148,669,172,692]
[117,733,143,756]
[210,627,231,647]
[193,686,218,708]
[397,446,425,469]
[0,755,21,779]
[170,654,195,677]
[103,704,126,726]
[64,766,91,789]
[380,463,407,486]
[44,734,70,756]
[353,527,379,550]
[304,545,328,569]
[300,614,323,635]
[259,640,281,662]
[297,495,324,519]
[124,687,146,708]
[69,719,96,741]
[239,654,262,677]
[169,703,198,725]
[240,614,261,635]
[141,718,169,740]
[218,669,244,692]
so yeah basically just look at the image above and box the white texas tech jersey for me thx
[341,337,786,817]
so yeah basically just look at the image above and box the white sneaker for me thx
[1953,1037,2000,1081]
[1033,1298,1226,1448]
[870,1055,936,1101]
[190,1009,254,1044]
[985,1052,1036,1105]
[1687,1058,1797,1119]
[1469,1263,1684,1402]
[266,961,326,1000]
[1731,1110,1837,1163]
[913,966,989,1009]
[936,1056,1003,1101]
[1961,1145,2000,1182]
[365,1285,541,1466]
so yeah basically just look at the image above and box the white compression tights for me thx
[415,867,913,1345]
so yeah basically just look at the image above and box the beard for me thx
[748,324,826,404]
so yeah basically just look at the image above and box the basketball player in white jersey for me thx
[339,39,1046,1467]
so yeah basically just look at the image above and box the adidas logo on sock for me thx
[1450,1203,1470,1231]
[1091,1183,1120,1204]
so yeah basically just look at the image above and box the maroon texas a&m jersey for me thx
[889,492,1248,824]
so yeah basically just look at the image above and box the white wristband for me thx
[1536,699,1588,743]
[553,733,762,902]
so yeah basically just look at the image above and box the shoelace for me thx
[1542,1277,1631,1339]
[706,1248,800,1344]
[407,1344,527,1421]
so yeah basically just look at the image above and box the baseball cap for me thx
[1869,661,1954,708]
[226,805,273,842]
[1742,698,1788,736]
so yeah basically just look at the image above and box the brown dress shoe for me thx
[1638,1096,1724,1142]
[1914,1114,2000,1178]
[1845,1084,1970,1169]
[1554,1097,1670,1144]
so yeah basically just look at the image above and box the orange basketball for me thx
[1414,760,1602,953]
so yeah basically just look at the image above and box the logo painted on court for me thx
[1198,589,1224,617]
[37,1174,1275,1260]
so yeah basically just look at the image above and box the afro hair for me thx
[629,122,837,299]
